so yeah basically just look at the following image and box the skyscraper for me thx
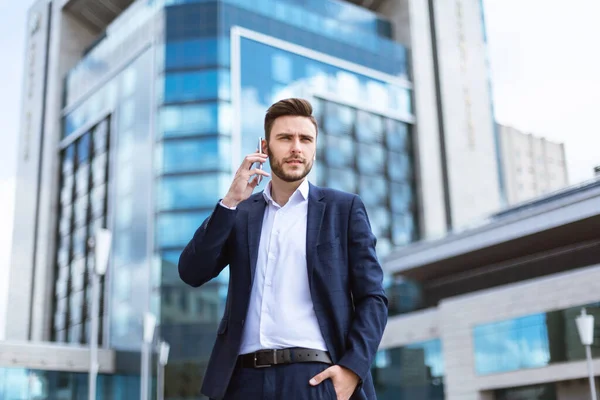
[4,0,500,397]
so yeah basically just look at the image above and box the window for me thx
[356,143,385,175]
[372,340,444,400]
[358,175,387,207]
[356,111,383,144]
[473,303,600,375]
[164,70,230,103]
[161,137,231,174]
[388,152,411,182]
[324,135,354,168]
[160,103,220,137]
[326,167,356,193]
[165,38,219,69]
[157,211,212,248]
[158,175,223,211]
[386,119,408,151]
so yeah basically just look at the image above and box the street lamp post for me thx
[576,308,597,400]
[141,312,157,400]
[88,229,112,400]
[157,341,170,400]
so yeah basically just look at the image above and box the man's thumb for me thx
[309,367,332,386]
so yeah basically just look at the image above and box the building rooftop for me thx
[384,177,600,279]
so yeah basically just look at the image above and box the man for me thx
[179,98,388,400]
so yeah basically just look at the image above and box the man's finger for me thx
[309,367,334,386]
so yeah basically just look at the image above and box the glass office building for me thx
[49,0,416,397]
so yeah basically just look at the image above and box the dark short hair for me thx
[264,98,318,141]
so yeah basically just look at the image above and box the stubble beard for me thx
[268,146,314,183]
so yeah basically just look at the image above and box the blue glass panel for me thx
[388,152,411,182]
[77,133,91,164]
[390,182,413,213]
[356,143,385,175]
[165,38,219,69]
[356,110,384,144]
[158,174,223,211]
[324,103,355,136]
[157,210,212,248]
[474,313,551,375]
[372,340,445,400]
[327,167,356,193]
[160,103,221,137]
[164,70,229,103]
[161,137,231,173]
[324,134,354,168]
[359,175,387,207]
[386,119,409,151]
[391,213,414,246]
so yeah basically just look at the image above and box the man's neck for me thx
[270,176,305,207]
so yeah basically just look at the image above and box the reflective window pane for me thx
[158,175,222,211]
[359,175,387,207]
[387,119,409,151]
[157,211,211,248]
[165,38,219,69]
[388,152,411,182]
[76,164,90,196]
[91,185,106,218]
[160,103,220,137]
[74,195,89,227]
[392,213,415,246]
[63,146,75,175]
[93,119,109,152]
[356,110,383,144]
[325,134,354,168]
[373,340,445,400]
[390,182,413,213]
[77,133,91,164]
[356,143,385,175]
[161,137,230,174]
[92,153,107,187]
[323,103,355,136]
[164,70,229,103]
[327,167,356,193]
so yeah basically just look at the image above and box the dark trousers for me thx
[218,362,337,400]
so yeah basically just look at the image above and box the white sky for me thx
[0,0,599,338]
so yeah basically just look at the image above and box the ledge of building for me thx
[384,179,600,280]
[60,0,135,32]
[0,341,115,373]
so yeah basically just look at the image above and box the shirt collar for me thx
[263,179,310,205]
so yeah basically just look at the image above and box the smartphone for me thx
[256,136,263,184]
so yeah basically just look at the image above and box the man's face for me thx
[265,115,317,183]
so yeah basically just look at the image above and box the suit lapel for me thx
[306,183,326,287]
[247,195,267,284]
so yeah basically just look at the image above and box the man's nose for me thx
[290,138,302,153]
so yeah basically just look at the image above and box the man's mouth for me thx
[285,159,304,165]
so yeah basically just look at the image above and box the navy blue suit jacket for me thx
[178,183,388,399]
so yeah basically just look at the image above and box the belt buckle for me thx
[254,350,277,368]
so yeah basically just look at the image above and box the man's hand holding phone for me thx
[222,143,269,209]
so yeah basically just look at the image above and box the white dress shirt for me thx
[238,179,328,354]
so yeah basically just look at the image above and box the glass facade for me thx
[0,368,139,400]
[474,302,600,375]
[372,340,445,400]
[54,0,415,397]
[53,118,111,344]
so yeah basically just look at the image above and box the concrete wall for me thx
[7,0,97,341]
[431,0,501,229]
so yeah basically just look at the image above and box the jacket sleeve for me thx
[337,195,389,384]
[178,201,238,287]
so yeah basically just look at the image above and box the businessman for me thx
[179,98,388,400]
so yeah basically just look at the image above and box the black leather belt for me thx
[237,347,332,368]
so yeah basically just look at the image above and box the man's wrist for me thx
[220,196,239,209]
